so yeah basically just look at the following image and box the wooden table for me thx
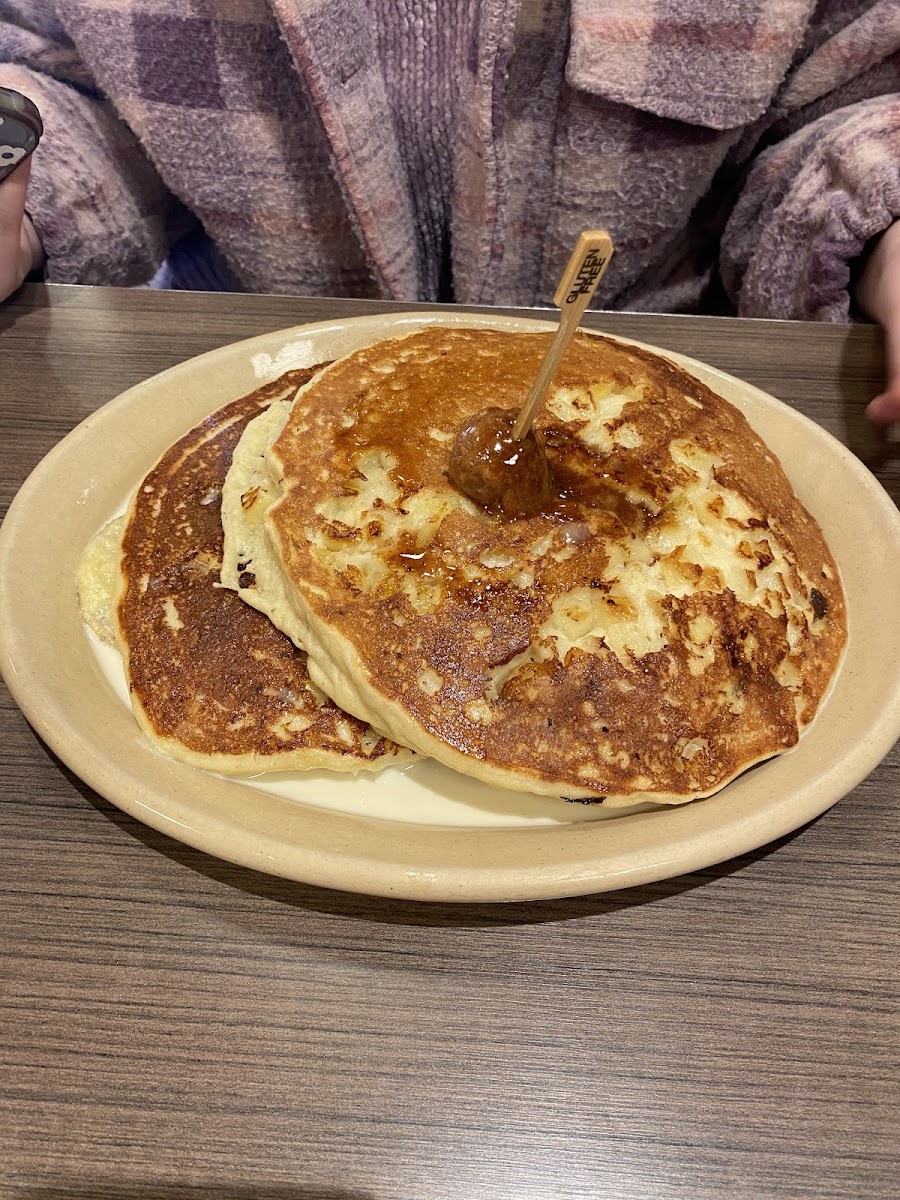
[2,284,898,1200]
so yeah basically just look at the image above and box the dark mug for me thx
[0,87,42,185]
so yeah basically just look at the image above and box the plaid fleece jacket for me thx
[1,0,899,318]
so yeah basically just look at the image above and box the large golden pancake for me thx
[240,327,846,803]
[80,369,410,776]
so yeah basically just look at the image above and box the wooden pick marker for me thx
[512,230,614,441]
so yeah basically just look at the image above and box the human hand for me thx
[0,156,43,302]
[856,221,900,425]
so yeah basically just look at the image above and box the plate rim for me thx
[2,309,899,902]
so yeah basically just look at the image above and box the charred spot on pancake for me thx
[810,587,829,619]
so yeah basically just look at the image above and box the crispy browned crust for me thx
[117,368,407,771]
[268,329,847,800]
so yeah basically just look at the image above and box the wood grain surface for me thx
[1,284,898,1200]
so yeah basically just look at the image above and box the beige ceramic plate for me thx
[2,312,900,902]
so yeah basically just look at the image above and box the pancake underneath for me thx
[226,327,847,803]
[78,369,411,776]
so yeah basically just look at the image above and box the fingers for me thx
[0,156,34,301]
[857,222,900,425]
[868,278,900,424]
[0,154,31,240]
[866,387,900,425]
[21,211,43,272]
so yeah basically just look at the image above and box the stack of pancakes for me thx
[79,327,847,805]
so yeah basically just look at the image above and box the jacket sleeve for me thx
[721,94,900,321]
[0,10,188,285]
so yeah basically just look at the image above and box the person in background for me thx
[0,1,898,421]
